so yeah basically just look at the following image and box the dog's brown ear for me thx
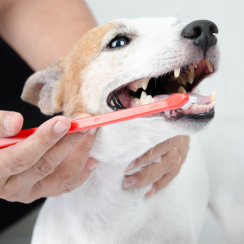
[21,58,64,115]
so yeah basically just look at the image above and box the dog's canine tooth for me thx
[135,81,141,90]
[129,78,150,92]
[193,62,198,68]
[210,90,216,101]
[129,87,138,92]
[177,86,186,93]
[204,60,214,73]
[174,67,181,78]
[141,78,150,90]
[186,71,195,84]
[140,91,148,104]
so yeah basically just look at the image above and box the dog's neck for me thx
[90,117,177,166]
[62,118,177,241]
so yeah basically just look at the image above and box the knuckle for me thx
[37,135,52,148]
[10,150,32,172]
[62,135,78,148]
[58,172,80,193]
[33,157,56,177]
[80,144,92,154]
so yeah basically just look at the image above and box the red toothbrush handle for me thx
[0,93,189,149]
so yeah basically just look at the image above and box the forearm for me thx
[0,0,96,71]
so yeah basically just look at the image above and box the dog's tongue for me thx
[154,93,211,105]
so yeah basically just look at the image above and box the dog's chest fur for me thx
[31,123,209,244]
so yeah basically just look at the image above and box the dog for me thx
[20,17,237,244]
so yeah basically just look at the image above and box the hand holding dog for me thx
[0,111,97,203]
[124,135,190,196]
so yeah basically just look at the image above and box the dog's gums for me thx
[108,59,216,120]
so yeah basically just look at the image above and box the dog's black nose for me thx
[182,20,218,53]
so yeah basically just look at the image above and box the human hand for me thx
[0,111,98,203]
[123,135,190,196]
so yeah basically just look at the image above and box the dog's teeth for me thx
[177,77,186,86]
[189,66,195,73]
[174,68,181,78]
[134,98,140,105]
[111,100,115,106]
[193,62,198,68]
[140,91,147,104]
[179,77,187,86]
[204,60,214,73]
[139,91,154,105]
[178,86,186,93]
[141,78,150,90]
[210,90,216,101]
[191,104,198,111]
[146,95,154,104]
[135,82,141,90]
[186,71,195,84]
[129,87,138,92]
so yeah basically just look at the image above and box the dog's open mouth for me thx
[107,60,216,119]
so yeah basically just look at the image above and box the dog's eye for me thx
[108,36,130,49]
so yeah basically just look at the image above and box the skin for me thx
[0,0,190,203]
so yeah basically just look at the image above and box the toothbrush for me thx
[0,93,190,149]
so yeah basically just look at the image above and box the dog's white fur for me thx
[21,18,244,244]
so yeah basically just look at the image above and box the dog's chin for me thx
[162,111,215,134]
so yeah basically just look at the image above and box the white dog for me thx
[21,18,242,244]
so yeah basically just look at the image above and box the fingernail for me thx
[125,161,135,172]
[145,187,156,197]
[89,127,97,135]
[4,114,13,131]
[89,163,98,171]
[123,176,136,188]
[54,121,69,134]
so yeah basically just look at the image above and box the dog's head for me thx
[22,18,219,135]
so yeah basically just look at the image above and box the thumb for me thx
[0,111,23,137]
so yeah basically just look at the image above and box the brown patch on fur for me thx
[22,58,64,115]
[56,22,116,118]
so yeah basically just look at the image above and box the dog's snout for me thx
[182,20,218,53]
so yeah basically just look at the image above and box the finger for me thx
[6,130,90,197]
[124,146,182,188]
[125,135,190,173]
[0,116,71,178]
[0,111,23,137]
[30,127,98,198]
[125,139,176,173]
[146,162,182,197]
